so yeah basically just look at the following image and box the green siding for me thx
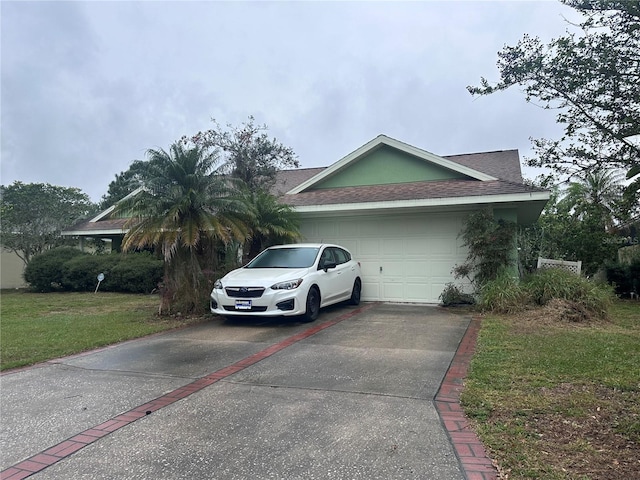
[311,145,469,189]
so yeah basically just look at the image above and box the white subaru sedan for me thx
[210,244,362,322]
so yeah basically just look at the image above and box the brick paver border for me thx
[435,315,499,480]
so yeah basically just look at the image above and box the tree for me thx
[99,158,163,210]
[560,168,625,230]
[453,208,518,288]
[185,116,299,191]
[518,174,621,275]
[114,142,248,314]
[0,182,95,265]
[468,0,640,205]
[239,188,302,261]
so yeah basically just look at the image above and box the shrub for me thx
[523,268,615,319]
[26,250,165,294]
[24,247,87,292]
[605,259,640,298]
[61,254,120,291]
[439,283,475,306]
[479,270,529,313]
[454,208,517,289]
[110,252,163,293]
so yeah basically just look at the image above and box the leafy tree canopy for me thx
[468,0,639,211]
[0,182,96,264]
[184,116,299,191]
[101,117,298,209]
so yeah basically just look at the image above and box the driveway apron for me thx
[1,303,471,479]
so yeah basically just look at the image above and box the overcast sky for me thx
[2,0,580,203]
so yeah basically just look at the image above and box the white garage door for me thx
[299,212,468,303]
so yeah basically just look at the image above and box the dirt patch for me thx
[489,384,640,479]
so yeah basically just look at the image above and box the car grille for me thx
[224,287,265,298]
[222,305,268,312]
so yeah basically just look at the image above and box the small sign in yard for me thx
[95,273,105,293]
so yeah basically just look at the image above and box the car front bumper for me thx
[210,287,307,317]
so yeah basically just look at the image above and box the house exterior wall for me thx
[0,248,27,289]
[312,145,468,189]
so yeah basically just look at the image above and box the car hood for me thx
[222,267,312,287]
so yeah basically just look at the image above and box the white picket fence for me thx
[537,257,582,276]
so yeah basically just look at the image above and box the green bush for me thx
[605,259,640,298]
[24,247,88,292]
[523,268,615,319]
[61,254,120,291]
[477,268,615,319]
[25,250,164,294]
[109,252,163,293]
[479,270,529,313]
[439,282,475,306]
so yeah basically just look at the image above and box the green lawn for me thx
[0,291,208,371]
[462,300,640,479]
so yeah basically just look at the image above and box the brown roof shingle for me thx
[280,179,544,207]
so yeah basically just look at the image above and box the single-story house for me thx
[63,135,550,303]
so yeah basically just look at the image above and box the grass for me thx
[0,290,208,371]
[462,300,640,479]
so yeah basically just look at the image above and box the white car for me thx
[210,243,362,322]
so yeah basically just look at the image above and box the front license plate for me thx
[235,300,252,310]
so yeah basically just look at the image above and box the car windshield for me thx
[246,247,320,269]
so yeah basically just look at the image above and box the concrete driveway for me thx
[1,303,472,479]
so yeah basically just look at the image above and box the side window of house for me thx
[332,247,349,265]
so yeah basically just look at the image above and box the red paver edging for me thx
[435,315,499,480]
[0,304,374,479]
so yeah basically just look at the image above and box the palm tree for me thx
[561,169,624,231]
[115,142,248,314]
[240,188,302,261]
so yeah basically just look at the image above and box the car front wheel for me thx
[301,287,320,322]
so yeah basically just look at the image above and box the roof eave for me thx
[292,191,550,222]
[61,228,129,237]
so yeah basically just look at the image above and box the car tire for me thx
[349,278,362,306]
[301,287,320,322]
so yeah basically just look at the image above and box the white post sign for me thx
[95,273,105,293]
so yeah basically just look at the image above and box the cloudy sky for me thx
[2,0,579,203]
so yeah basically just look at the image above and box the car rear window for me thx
[246,247,320,268]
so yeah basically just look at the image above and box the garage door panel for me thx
[361,281,379,301]
[402,261,429,277]
[383,281,404,300]
[405,238,429,255]
[382,238,402,257]
[405,283,431,302]
[428,238,458,257]
[429,260,457,277]
[300,212,468,303]
[359,239,380,256]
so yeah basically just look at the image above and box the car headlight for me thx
[213,279,223,290]
[271,279,303,290]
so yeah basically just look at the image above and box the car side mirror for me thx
[322,261,337,272]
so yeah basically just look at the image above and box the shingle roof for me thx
[443,150,522,183]
[281,179,543,207]
[271,167,324,196]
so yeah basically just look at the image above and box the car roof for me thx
[267,243,345,250]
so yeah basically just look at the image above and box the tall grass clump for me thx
[524,268,616,319]
[479,269,529,313]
